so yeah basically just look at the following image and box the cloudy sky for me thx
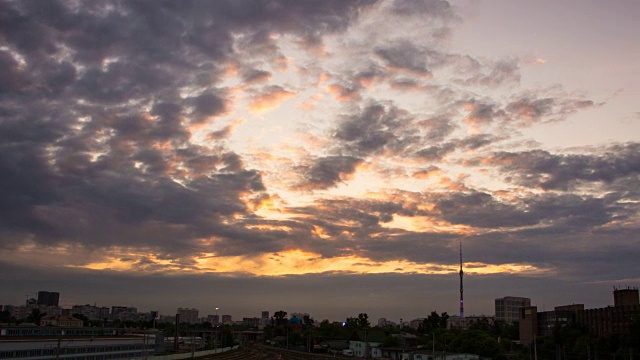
[1,0,639,322]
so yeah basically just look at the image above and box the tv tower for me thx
[459,242,464,318]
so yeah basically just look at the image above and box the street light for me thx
[214,308,219,353]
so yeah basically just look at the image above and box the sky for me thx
[1,0,639,323]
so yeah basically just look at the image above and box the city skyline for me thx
[1,0,639,322]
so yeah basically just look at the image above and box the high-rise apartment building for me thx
[37,291,59,306]
[578,287,640,337]
[495,296,531,323]
[261,311,270,326]
[111,306,137,316]
[221,315,232,325]
[613,287,639,307]
[177,308,199,324]
[518,306,538,345]
[71,304,109,320]
[207,314,219,325]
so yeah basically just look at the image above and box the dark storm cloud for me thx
[416,143,456,161]
[188,92,227,123]
[415,134,497,161]
[241,68,273,84]
[433,190,619,230]
[333,102,416,157]
[459,58,520,87]
[0,0,378,257]
[416,117,456,142]
[390,0,456,20]
[458,134,497,149]
[505,94,595,124]
[485,143,640,190]
[459,99,505,125]
[374,42,433,76]
[434,191,533,228]
[302,156,364,189]
[281,196,458,262]
[461,223,640,285]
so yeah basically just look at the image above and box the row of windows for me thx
[0,344,150,359]
[0,352,140,360]
[1,328,123,337]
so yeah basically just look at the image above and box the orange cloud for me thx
[327,84,360,102]
[248,86,296,113]
[412,166,441,179]
[300,93,324,110]
[48,246,552,277]
[273,55,290,72]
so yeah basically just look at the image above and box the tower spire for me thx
[459,242,464,318]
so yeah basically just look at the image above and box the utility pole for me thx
[191,333,195,358]
[55,332,61,360]
[174,314,180,351]
[364,329,369,359]
[143,330,148,360]
[432,333,435,359]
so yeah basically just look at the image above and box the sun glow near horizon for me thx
[44,247,553,278]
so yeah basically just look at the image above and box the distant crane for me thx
[25,292,36,305]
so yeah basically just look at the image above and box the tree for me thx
[382,335,401,348]
[26,309,45,325]
[451,330,505,360]
[345,313,370,329]
[420,311,445,333]
[273,310,288,326]
[302,315,314,328]
[357,313,370,328]
[469,316,492,332]
[439,312,450,329]
[0,310,13,324]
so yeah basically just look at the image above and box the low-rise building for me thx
[448,315,495,330]
[177,308,200,324]
[40,315,83,327]
[519,288,639,343]
[413,352,480,360]
[349,329,386,358]
[0,326,160,360]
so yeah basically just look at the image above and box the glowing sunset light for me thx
[1,0,639,320]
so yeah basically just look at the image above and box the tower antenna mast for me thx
[459,242,464,318]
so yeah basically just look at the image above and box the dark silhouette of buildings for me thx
[519,287,640,344]
[578,287,640,337]
[495,296,531,323]
[37,291,59,306]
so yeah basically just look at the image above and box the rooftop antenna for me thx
[459,242,464,318]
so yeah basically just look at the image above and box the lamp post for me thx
[214,308,219,352]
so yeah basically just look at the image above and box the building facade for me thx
[40,315,84,327]
[495,296,531,323]
[0,326,160,360]
[519,288,640,342]
[613,287,639,307]
[519,306,538,345]
[36,291,59,306]
[177,308,199,324]
[448,315,495,330]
